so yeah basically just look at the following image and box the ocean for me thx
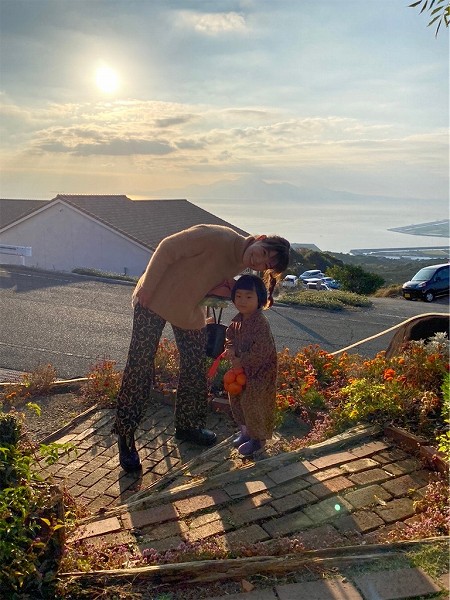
[194,198,449,254]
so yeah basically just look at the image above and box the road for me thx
[1,266,448,379]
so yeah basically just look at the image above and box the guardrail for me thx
[0,244,32,265]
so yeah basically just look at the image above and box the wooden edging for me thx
[0,377,87,392]
[39,404,101,444]
[384,425,449,475]
[59,537,448,584]
[330,311,448,356]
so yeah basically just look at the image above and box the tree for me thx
[327,264,385,295]
[409,0,450,37]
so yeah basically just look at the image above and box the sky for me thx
[0,0,449,252]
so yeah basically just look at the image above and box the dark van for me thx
[402,263,450,302]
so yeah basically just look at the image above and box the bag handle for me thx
[212,307,223,324]
[206,306,223,324]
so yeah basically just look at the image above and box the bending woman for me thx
[113,223,290,471]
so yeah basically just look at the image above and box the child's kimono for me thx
[225,309,277,440]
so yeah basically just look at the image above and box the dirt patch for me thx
[16,391,97,443]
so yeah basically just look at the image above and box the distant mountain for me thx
[140,175,447,254]
[147,174,438,210]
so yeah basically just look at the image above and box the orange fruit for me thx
[228,382,243,396]
[223,370,236,385]
[233,366,244,375]
[236,373,246,386]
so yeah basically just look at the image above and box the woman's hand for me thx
[134,286,153,309]
[222,348,236,361]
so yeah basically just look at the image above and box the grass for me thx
[277,289,373,310]
[72,267,138,282]
[339,542,449,598]
[407,541,449,580]
[373,284,403,298]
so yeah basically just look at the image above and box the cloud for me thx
[73,138,175,156]
[37,137,175,157]
[154,115,196,128]
[177,11,248,35]
[2,97,446,190]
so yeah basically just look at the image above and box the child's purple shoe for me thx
[238,439,262,456]
[233,431,250,448]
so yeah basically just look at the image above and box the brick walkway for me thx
[42,399,238,511]
[39,399,448,600]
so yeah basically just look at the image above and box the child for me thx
[223,274,278,456]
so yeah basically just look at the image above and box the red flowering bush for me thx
[152,338,231,397]
[276,346,346,424]
[0,364,57,409]
[153,337,180,393]
[80,359,122,407]
[275,334,449,450]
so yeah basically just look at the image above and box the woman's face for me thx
[242,241,277,272]
[233,287,259,317]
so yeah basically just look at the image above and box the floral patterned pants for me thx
[113,304,208,437]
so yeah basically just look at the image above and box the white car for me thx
[281,275,299,288]
[304,276,340,289]
[304,277,334,291]
[299,270,325,281]
[306,282,330,291]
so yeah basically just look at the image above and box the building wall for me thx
[0,202,151,276]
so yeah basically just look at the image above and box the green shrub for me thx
[0,409,74,595]
[327,264,385,294]
[0,411,22,446]
[437,372,450,457]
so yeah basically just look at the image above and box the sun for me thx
[95,65,119,94]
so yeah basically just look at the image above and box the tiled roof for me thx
[0,195,250,249]
[0,199,49,228]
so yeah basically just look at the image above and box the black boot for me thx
[118,433,141,472]
[175,427,217,446]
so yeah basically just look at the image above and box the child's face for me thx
[233,287,259,317]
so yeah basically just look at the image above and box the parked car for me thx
[281,275,299,288]
[402,263,450,302]
[321,276,341,289]
[299,270,325,281]
[302,276,340,290]
[304,279,334,291]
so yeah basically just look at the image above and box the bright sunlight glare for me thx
[95,65,119,93]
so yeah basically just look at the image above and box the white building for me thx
[0,195,249,276]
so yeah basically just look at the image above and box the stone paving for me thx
[37,398,448,600]
[41,398,237,511]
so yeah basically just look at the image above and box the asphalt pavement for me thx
[1,265,448,380]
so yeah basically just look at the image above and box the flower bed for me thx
[1,333,448,595]
[273,334,449,458]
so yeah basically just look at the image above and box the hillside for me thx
[289,247,448,285]
[331,253,448,285]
